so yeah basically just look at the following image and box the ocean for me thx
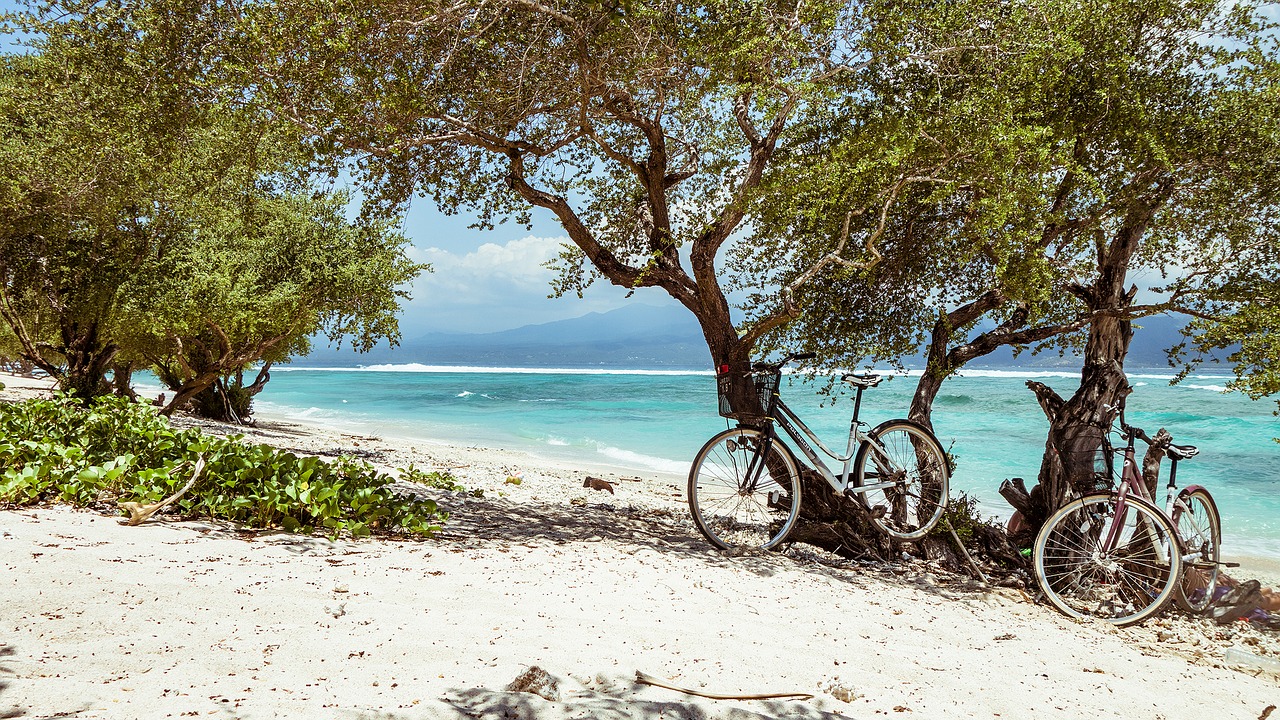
[143,365,1280,558]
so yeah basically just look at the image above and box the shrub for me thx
[0,394,446,538]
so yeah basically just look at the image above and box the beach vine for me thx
[0,394,446,538]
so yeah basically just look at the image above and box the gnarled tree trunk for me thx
[1022,194,1168,526]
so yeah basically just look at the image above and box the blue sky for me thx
[388,195,678,337]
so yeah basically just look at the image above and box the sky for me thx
[386,196,681,338]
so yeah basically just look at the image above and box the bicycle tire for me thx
[1034,493,1183,626]
[852,419,949,540]
[1172,487,1221,614]
[687,427,802,552]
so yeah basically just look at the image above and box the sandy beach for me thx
[2,373,1278,719]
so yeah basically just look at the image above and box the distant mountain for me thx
[974,313,1200,370]
[299,304,710,369]
[298,305,1205,371]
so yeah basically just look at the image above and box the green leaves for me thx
[0,394,446,539]
[0,5,427,406]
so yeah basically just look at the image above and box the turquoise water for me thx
[146,365,1280,558]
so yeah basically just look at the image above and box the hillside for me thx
[299,304,1200,371]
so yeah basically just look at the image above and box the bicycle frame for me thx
[759,395,900,498]
[1101,437,1183,565]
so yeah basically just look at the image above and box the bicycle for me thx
[1033,400,1224,626]
[687,352,950,552]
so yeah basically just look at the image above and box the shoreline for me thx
[2,371,1280,717]
[4,371,1280,581]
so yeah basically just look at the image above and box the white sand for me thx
[1,372,1278,719]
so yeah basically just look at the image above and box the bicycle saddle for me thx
[841,373,882,388]
[1167,443,1199,460]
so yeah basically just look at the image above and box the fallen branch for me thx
[119,455,207,526]
[635,670,813,701]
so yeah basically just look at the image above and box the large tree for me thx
[744,0,1280,525]
[226,0,1047,562]
[233,0,1017,419]
[0,2,426,408]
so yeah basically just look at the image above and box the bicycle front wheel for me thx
[852,420,949,540]
[1172,487,1221,614]
[687,427,801,552]
[1034,493,1183,626]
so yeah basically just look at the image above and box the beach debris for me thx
[324,603,346,618]
[119,455,206,526]
[636,670,813,701]
[1213,580,1263,625]
[583,477,615,494]
[506,665,560,701]
[1259,704,1276,720]
[505,471,523,486]
[334,584,350,593]
[1224,647,1280,674]
[818,677,860,703]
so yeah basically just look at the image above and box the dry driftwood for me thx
[119,455,207,526]
[636,670,813,700]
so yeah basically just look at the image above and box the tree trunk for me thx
[1141,428,1172,498]
[160,369,222,417]
[111,361,137,399]
[1026,319,1133,515]
[58,319,117,401]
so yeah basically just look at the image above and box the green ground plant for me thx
[0,395,446,538]
[398,464,484,498]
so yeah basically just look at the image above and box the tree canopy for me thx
[0,1,426,409]
[741,0,1280,512]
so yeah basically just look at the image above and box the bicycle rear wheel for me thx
[1034,493,1182,626]
[687,427,801,552]
[1172,487,1221,614]
[852,420,949,540]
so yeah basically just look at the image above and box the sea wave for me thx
[1183,383,1229,392]
[954,369,1083,379]
[456,391,475,397]
[594,444,687,474]
[277,364,713,376]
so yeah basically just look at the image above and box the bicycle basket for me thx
[717,371,780,419]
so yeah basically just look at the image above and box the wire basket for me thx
[717,371,780,420]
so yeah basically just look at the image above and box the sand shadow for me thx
[435,687,853,720]
[0,644,24,718]
[407,478,1006,605]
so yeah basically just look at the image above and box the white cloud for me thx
[398,235,676,334]
[411,235,565,296]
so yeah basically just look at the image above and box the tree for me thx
[230,0,1042,561]
[745,0,1280,526]
[0,0,237,398]
[122,190,422,419]
[0,2,426,409]
[233,0,1016,418]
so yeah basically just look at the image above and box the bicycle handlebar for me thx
[1108,401,1159,447]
